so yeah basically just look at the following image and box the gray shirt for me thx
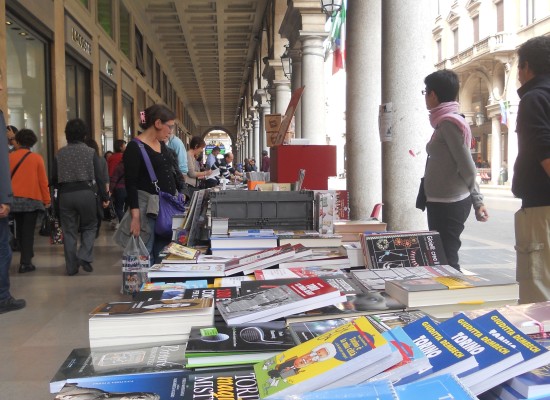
[424,120,483,209]
[0,111,12,205]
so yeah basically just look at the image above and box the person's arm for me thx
[186,151,208,179]
[37,156,51,206]
[0,111,13,213]
[93,153,109,205]
[172,137,188,174]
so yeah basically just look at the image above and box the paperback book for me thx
[384,273,519,308]
[185,322,295,368]
[148,263,226,278]
[161,254,231,264]
[216,277,346,325]
[360,230,448,269]
[395,373,478,400]
[277,234,343,248]
[224,244,297,276]
[240,276,364,297]
[54,371,188,400]
[183,366,259,400]
[253,267,347,281]
[508,338,550,399]
[469,310,550,395]
[210,234,279,249]
[253,316,393,398]
[164,242,200,260]
[50,343,186,393]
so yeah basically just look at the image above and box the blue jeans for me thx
[145,215,171,265]
[0,217,13,301]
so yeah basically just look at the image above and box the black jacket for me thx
[512,73,550,207]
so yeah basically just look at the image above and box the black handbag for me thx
[39,210,51,236]
[416,177,427,211]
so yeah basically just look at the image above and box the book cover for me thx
[253,316,392,398]
[470,310,550,395]
[182,287,238,303]
[240,276,364,297]
[210,235,279,249]
[395,373,478,400]
[229,229,275,237]
[277,234,343,248]
[164,242,200,260]
[438,313,524,389]
[216,277,345,325]
[224,245,297,276]
[315,191,335,234]
[54,370,188,399]
[360,231,448,269]
[140,281,207,291]
[161,254,231,264]
[148,263,226,278]
[254,267,347,281]
[385,273,519,308]
[509,338,550,398]
[213,275,255,288]
[89,298,214,317]
[402,316,479,379]
[183,366,259,400]
[351,265,461,291]
[50,343,186,393]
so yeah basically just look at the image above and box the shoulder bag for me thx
[133,139,187,238]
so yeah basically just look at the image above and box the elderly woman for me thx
[421,70,489,271]
[52,119,109,276]
[9,129,50,273]
[184,136,210,188]
[121,104,179,263]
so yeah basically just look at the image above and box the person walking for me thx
[512,36,550,304]
[122,104,179,263]
[0,68,26,313]
[9,129,50,273]
[52,119,109,276]
[421,69,489,271]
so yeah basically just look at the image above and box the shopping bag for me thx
[121,235,150,295]
[39,210,51,236]
[48,208,64,245]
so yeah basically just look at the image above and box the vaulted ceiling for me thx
[132,0,270,131]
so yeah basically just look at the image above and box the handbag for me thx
[39,209,51,236]
[133,139,187,238]
[415,177,427,211]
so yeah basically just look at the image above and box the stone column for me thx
[252,113,260,163]
[347,0,382,220]
[381,0,433,230]
[289,48,302,138]
[273,80,291,115]
[300,34,327,144]
[247,123,254,161]
[490,115,502,185]
[260,102,271,151]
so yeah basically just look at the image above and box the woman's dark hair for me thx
[424,70,459,103]
[15,129,37,148]
[518,36,550,75]
[113,139,126,153]
[104,151,113,159]
[6,125,18,134]
[65,119,89,143]
[84,138,100,155]
[189,136,206,150]
[139,104,176,130]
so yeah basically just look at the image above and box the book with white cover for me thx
[224,244,296,276]
[148,263,226,278]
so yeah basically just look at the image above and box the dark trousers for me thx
[13,211,39,266]
[0,218,12,301]
[426,197,472,271]
[113,187,127,222]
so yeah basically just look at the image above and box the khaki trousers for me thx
[515,206,550,304]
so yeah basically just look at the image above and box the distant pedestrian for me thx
[261,149,270,172]
[512,36,550,303]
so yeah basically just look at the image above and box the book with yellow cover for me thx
[253,316,393,398]
[164,242,200,261]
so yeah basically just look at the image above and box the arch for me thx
[202,126,238,156]
[461,71,491,112]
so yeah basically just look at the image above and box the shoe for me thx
[67,267,79,276]
[80,260,93,273]
[18,264,36,273]
[0,296,26,314]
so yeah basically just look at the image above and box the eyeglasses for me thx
[163,123,175,131]
[421,89,428,95]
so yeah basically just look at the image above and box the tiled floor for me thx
[0,224,126,400]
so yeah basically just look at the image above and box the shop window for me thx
[146,46,153,87]
[155,60,161,97]
[97,0,113,38]
[162,72,167,103]
[66,55,91,127]
[135,26,145,75]
[119,2,131,58]
[472,15,479,42]
[5,15,51,171]
[122,94,134,142]
[453,28,459,54]
[136,85,146,117]
[101,80,116,152]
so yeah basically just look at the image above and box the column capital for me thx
[280,0,327,48]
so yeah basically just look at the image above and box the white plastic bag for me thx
[121,236,150,295]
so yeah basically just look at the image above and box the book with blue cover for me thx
[402,316,479,380]
[50,344,186,393]
[470,310,550,395]
[439,313,524,389]
[508,337,550,398]
[486,382,550,400]
[54,370,188,400]
[395,373,477,400]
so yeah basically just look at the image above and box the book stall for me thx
[48,182,550,400]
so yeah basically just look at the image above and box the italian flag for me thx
[331,1,346,75]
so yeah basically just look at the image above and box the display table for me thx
[270,145,337,190]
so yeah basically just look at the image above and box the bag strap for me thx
[132,138,159,193]
[11,151,32,178]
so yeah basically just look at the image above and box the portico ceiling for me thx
[131,0,270,131]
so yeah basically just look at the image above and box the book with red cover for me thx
[216,277,346,325]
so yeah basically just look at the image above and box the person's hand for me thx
[102,200,110,208]
[0,204,10,218]
[475,205,489,222]
[130,216,141,237]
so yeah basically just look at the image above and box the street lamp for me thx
[320,0,343,18]
[281,44,292,79]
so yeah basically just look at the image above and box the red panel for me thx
[270,145,337,190]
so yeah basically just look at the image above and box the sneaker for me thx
[0,296,26,314]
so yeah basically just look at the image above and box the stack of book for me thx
[88,299,214,348]
[210,229,279,258]
[334,219,387,242]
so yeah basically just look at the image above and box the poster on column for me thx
[271,86,305,147]
[378,102,394,142]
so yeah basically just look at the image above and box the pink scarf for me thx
[429,101,472,148]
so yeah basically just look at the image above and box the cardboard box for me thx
[265,114,281,132]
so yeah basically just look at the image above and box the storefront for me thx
[99,49,117,152]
